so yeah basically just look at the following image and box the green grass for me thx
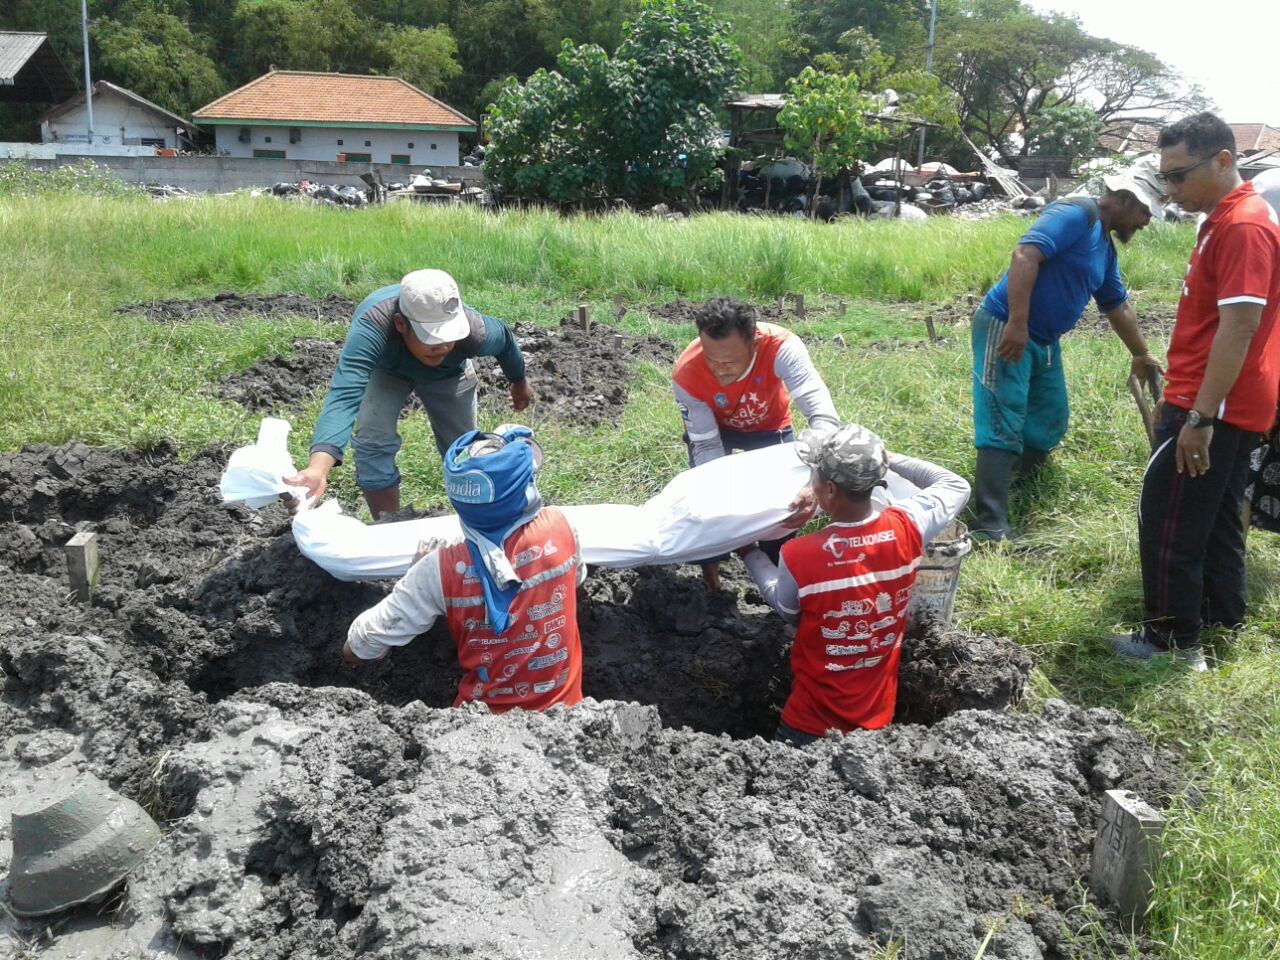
[1,193,1276,958]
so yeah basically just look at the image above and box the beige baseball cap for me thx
[1103,159,1166,220]
[398,269,470,345]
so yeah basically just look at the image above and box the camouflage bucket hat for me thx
[795,424,888,492]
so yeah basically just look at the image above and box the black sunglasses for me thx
[1157,152,1223,186]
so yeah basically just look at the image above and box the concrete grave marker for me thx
[793,293,805,318]
[576,304,590,332]
[65,531,100,603]
[1090,789,1165,928]
[613,294,625,321]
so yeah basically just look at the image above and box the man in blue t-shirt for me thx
[971,165,1167,540]
[283,269,534,519]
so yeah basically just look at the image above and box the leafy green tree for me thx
[485,0,740,204]
[381,24,462,93]
[704,0,794,90]
[94,3,224,115]
[779,67,880,191]
[230,0,362,75]
[1023,101,1100,166]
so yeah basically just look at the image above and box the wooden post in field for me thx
[838,300,848,316]
[613,294,625,322]
[577,304,590,332]
[1090,790,1165,930]
[65,531,100,603]
[924,315,939,342]
[793,293,806,319]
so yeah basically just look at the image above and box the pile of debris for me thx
[386,171,487,205]
[262,180,369,206]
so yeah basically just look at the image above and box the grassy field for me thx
[2,188,1278,959]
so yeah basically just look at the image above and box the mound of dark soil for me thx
[646,297,799,326]
[215,319,677,425]
[0,441,1178,960]
[117,291,357,324]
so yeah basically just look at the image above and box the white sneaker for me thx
[1171,645,1210,672]
[1108,631,1165,659]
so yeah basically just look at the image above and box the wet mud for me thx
[214,318,675,425]
[117,291,357,325]
[0,442,1178,959]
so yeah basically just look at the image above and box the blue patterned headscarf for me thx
[443,426,543,634]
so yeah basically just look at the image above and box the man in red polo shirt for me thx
[1111,113,1280,671]
[672,296,841,588]
[344,425,585,712]
[740,424,970,745]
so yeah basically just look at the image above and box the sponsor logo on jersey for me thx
[487,686,514,698]
[870,615,896,631]
[465,635,508,647]
[480,652,493,665]
[512,623,539,644]
[875,591,892,613]
[543,615,566,634]
[824,656,884,672]
[528,647,569,671]
[826,642,870,656]
[714,392,728,408]
[463,615,491,631]
[471,682,485,699]
[543,632,563,650]
[895,588,911,606]
[824,598,873,619]
[820,620,872,641]
[528,586,567,621]
[822,529,897,559]
[513,544,543,568]
[504,642,541,660]
[500,663,518,680]
[514,682,531,698]
[476,666,490,682]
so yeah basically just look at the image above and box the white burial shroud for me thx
[219,418,920,581]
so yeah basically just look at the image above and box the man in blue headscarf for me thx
[344,425,587,713]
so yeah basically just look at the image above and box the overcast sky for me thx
[1025,0,1279,125]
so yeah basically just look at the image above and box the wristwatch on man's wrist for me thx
[1186,409,1216,429]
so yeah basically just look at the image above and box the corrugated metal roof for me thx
[194,71,475,129]
[0,32,48,84]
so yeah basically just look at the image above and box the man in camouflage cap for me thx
[740,424,969,746]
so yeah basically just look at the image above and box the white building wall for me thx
[211,125,461,166]
[43,92,180,148]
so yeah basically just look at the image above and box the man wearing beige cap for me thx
[969,161,1166,541]
[284,269,534,518]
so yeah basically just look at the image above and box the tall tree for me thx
[94,2,224,115]
[381,24,462,93]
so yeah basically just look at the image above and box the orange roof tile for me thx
[1229,124,1280,153]
[194,71,475,129]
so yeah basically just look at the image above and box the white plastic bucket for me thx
[906,520,971,630]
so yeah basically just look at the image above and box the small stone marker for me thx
[576,304,590,332]
[838,299,848,316]
[793,293,806,318]
[613,294,625,321]
[924,315,939,342]
[65,531,100,603]
[612,333,624,350]
[1090,789,1165,928]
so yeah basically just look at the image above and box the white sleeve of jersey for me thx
[887,454,971,545]
[672,380,726,465]
[347,550,448,660]
[773,336,840,433]
[743,549,801,624]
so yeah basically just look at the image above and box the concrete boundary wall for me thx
[15,154,484,192]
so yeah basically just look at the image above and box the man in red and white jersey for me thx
[1111,113,1280,672]
[344,425,586,713]
[672,296,841,589]
[740,424,969,746]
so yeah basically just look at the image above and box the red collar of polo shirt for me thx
[1204,180,1257,227]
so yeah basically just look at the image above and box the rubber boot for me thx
[1017,446,1050,479]
[363,485,401,521]
[971,448,1019,542]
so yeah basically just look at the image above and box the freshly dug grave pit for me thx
[117,291,358,325]
[215,318,676,424]
[0,442,1178,959]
